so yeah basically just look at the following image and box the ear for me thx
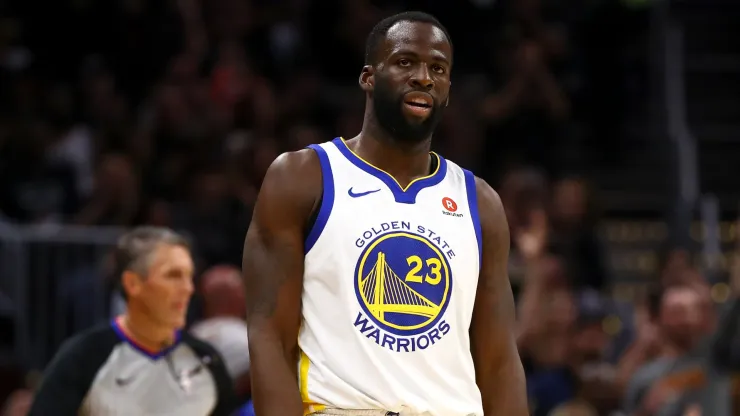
[444,96,450,107]
[121,270,144,299]
[359,65,375,92]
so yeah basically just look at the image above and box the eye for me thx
[167,269,185,279]
[432,64,446,74]
[398,58,411,67]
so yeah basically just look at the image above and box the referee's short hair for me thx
[113,226,190,299]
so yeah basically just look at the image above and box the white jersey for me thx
[298,138,484,416]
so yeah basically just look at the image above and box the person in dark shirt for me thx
[0,125,79,223]
[29,226,238,416]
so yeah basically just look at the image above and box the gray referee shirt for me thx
[28,319,239,416]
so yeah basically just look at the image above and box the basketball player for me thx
[29,227,238,415]
[242,11,527,416]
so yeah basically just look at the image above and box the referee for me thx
[28,226,239,415]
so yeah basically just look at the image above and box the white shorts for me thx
[311,410,399,416]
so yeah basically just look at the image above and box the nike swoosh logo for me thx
[348,188,381,198]
[115,376,135,386]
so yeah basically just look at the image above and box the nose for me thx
[183,277,194,297]
[409,66,434,90]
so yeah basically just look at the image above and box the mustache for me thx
[400,90,436,104]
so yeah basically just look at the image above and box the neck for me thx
[352,114,433,187]
[120,308,176,352]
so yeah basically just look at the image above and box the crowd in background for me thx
[0,0,737,415]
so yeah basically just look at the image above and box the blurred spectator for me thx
[499,166,548,296]
[172,167,250,267]
[548,176,608,291]
[0,389,32,416]
[549,398,598,416]
[711,296,740,414]
[0,122,79,224]
[479,0,573,179]
[190,265,250,399]
[622,284,711,416]
[514,206,573,416]
[73,153,139,226]
[570,290,621,414]
[0,1,721,415]
[57,253,119,336]
[658,248,716,337]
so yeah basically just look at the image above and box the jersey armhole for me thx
[181,334,240,415]
[304,144,335,253]
[304,195,322,239]
[463,169,483,269]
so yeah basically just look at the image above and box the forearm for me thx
[472,178,529,415]
[479,353,529,415]
[249,327,303,416]
[534,69,570,119]
[616,342,653,393]
[481,75,528,121]
[515,259,547,347]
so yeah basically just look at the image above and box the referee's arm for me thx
[29,331,111,415]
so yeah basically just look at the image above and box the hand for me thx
[684,404,702,416]
[634,305,662,353]
[641,382,680,415]
[3,389,32,416]
[514,209,548,260]
[516,41,544,76]
[636,321,662,355]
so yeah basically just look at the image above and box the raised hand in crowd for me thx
[514,208,549,262]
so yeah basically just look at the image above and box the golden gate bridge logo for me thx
[355,232,452,336]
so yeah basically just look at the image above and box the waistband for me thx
[311,410,401,416]
[311,408,475,416]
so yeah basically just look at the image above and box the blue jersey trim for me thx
[331,137,447,204]
[111,318,181,360]
[305,144,335,253]
[463,169,483,268]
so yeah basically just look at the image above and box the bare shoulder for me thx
[261,148,322,203]
[256,148,323,223]
[244,148,323,317]
[473,176,507,231]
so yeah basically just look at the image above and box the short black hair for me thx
[364,11,452,65]
[114,226,190,299]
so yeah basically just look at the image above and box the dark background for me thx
[1,0,740,414]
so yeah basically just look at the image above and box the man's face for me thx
[659,287,703,348]
[130,244,195,329]
[571,322,608,362]
[367,20,452,143]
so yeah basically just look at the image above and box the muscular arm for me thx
[242,150,321,416]
[469,177,528,416]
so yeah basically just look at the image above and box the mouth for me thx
[402,91,433,117]
[403,91,433,108]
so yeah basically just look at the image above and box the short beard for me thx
[372,79,444,144]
